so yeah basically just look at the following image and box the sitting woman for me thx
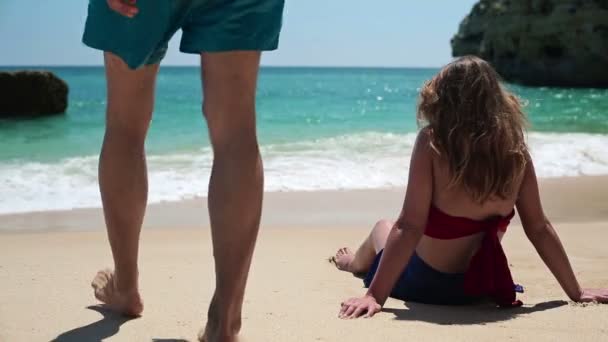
[334,56,608,319]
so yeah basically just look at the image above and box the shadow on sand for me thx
[51,305,194,342]
[51,305,135,342]
[383,300,568,325]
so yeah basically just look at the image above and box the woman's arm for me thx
[339,130,434,318]
[516,159,608,302]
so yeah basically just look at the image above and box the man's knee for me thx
[203,103,259,157]
[104,111,152,147]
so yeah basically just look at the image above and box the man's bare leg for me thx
[332,219,393,274]
[198,51,263,342]
[91,52,159,317]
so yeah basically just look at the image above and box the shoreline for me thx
[1,175,607,233]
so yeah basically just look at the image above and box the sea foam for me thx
[1,132,607,214]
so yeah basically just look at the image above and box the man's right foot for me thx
[91,268,143,317]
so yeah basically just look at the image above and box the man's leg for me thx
[198,51,263,341]
[91,52,159,317]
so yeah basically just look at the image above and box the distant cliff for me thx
[0,71,68,117]
[452,0,608,87]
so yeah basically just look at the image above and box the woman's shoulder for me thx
[415,126,439,160]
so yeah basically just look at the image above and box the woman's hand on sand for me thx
[339,295,381,319]
[107,0,139,18]
[578,288,608,303]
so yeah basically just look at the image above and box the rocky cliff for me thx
[452,0,608,87]
[0,71,68,117]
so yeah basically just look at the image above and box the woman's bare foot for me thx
[331,247,356,273]
[91,269,143,317]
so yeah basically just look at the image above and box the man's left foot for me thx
[198,320,241,342]
[198,294,240,342]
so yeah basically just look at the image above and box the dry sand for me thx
[1,176,607,341]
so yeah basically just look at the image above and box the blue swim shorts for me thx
[82,0,285,69]
[364,251,480,305]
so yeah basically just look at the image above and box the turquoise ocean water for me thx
[1,66,607,213]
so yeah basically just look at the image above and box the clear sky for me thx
[0,0,478,67]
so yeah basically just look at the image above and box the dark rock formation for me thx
[0,71,68,117]
[452,0,608,87]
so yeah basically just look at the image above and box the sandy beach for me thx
[1,176,608,341]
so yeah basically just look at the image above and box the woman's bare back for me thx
[416,148,523,274]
